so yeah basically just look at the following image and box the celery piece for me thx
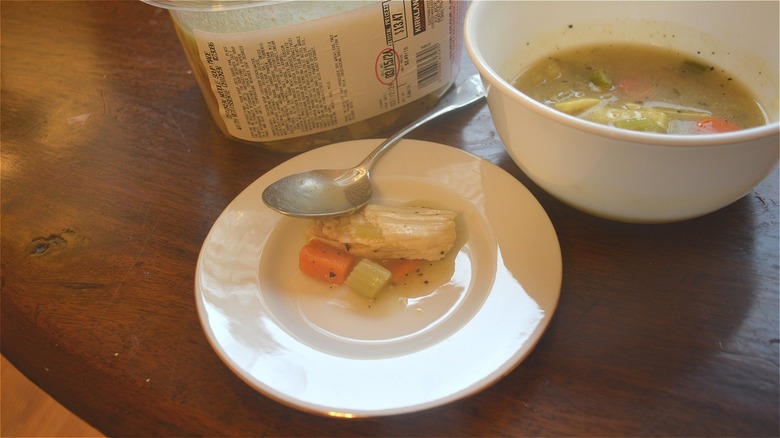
[613,117,666,133]
[589,69,613,89]
[553,98,602,115]
[345,258,392,299]
[585,105,670,131]
[655,108,711,121]
[644,102,712,120]
[643,108,671,131]
[584,107,642,124]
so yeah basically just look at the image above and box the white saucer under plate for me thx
[195,139,562,417]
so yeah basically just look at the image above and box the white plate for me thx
[195,139,562,417]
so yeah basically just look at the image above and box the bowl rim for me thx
[463,8,780,149]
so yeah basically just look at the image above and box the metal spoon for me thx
[261,74,486,218]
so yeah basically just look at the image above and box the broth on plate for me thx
[512,43,769,134]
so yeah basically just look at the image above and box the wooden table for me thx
[2,2,778,436]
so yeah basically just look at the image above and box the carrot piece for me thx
[380,259,423,285]
[696,119,740,133]
[299,239,355,285]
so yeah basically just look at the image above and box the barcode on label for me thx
[416,43,441,89]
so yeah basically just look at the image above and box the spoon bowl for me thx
[261,74,486,218]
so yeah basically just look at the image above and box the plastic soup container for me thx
[143,1,465,152]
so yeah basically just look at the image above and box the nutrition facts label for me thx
[194,0,461,142]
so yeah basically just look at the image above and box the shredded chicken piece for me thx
[307,204,457,261]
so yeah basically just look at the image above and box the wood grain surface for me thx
[2,2,778,436]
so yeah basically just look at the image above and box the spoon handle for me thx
[358,74,486,171]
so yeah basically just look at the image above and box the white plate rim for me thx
[195,139,562,417]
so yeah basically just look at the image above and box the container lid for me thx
[141,0,287,12]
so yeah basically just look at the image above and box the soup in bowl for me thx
[465,1,779,223]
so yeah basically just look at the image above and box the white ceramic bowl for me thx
[465,1,779,223]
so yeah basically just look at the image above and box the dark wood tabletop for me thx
[2,2,778,436]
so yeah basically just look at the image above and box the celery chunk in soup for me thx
[512,43,768,135]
